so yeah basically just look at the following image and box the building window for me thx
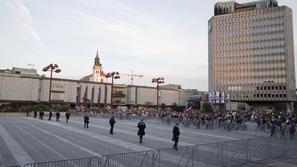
[283,86,286,90]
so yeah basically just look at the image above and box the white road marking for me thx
[0,124,33,166]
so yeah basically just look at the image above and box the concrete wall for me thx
[0,76,39,102]
[0,75,190,106]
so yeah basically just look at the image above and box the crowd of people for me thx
[26,105,296,151]
[76,107,296,139]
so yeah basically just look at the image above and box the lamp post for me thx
[105,71,120,108]
[43,64,61,104]
[152,77,164,110]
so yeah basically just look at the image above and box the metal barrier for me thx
[101,150,153,167]
[23,137,297,167]
[23,156,101,167]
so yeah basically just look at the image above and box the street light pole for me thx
[152,77,164,110]
[49,69,53,103]
[43,64,61,105]
[105,71,120,108]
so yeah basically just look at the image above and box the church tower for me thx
[92,50,104,82]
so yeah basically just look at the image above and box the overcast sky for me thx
[0,0,296,90]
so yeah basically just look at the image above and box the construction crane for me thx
[120,70,143,85]
[28,64,36,69]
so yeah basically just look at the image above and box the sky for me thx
[0,0,296,91]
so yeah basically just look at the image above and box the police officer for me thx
[172,123,180,150]
[65,111,71,123]
[33,110,37,118]
[56,111,60,121]
[109,116,116,134]
[137,119,146,143]
[48,110,53,121]
[84,113,89,128]
[40,111,44,120]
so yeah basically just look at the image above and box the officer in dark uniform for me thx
[65,111,71,123]
[48,110,53,121]
[40,111,44,120]
[33,111,37,118]
[137,119,146,143]
[56,111,60,121]
[172,123,180,150]
[109,116,116,134]
[84,113,89,128]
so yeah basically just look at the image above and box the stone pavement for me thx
[0,116,296,167]
[249,155,297,167]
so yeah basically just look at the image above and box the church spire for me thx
[94,49,101,66]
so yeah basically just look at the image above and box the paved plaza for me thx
[0,115,296,167]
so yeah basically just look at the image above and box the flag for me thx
[208,92,213,103]
[215,91,220,103]
[184,107,193,113]
[221,92,225,103]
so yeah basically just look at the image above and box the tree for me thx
[160,103,166,110]
[202,102,213,113]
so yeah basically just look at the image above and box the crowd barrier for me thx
[23,137,297,167]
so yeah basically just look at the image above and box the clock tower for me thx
[92,50,104,82]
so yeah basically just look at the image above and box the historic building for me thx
[81,50,105,82]
[208,0,296,110]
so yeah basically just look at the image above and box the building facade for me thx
[208,0,296,108]
[0,75,188,107]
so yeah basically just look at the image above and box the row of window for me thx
[216,42,285,52]
[218,38,285,47]
[215,33,285,44]
[216,48,285,56]
[215,20,284,32]
[215,11,284,24]
[215,60,286,66]
[254,93,287,98]
[215,31,284,41]
[256,85,286,90]
[215,73,286,79]
[216,56,286,63]
[216,28,284,39]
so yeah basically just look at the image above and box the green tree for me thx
[202,102,213,113]
[160,103,166,110]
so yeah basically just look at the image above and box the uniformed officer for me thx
[84,113,89,128]
[65,111,71,123]
[172,123,180,150]
[48,110,53,121]
[137,119,146,143]
[109,116,116,134]
[56,111,60,121]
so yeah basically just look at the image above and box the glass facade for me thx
[209,2,295,102]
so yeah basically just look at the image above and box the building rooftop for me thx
[214,0,278,16]
[0,67,38,77]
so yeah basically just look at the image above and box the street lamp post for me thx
[105,71,120,108]
[43,64,61,104]
[152,77,164,110]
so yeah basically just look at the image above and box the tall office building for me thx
[208,0,295,107]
